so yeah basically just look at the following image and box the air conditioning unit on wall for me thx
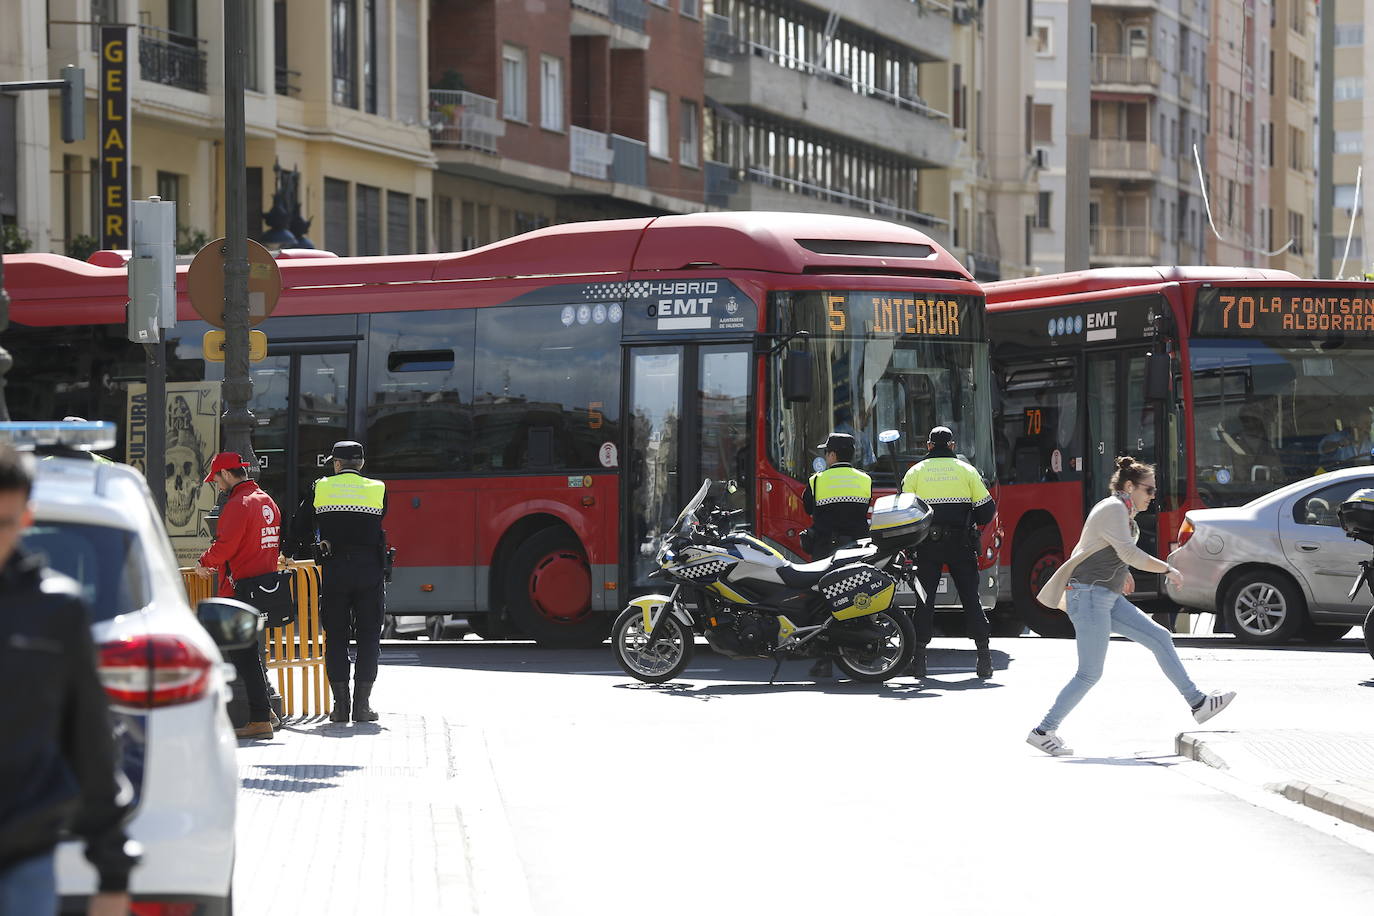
[1033,148,1049,169]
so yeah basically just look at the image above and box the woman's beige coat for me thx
[1036,495,1171,610]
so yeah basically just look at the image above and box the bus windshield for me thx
[1190,338,1374,506]
[769,290,993,487]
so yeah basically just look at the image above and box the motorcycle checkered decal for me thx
[679,559,731,579]
[821,570,883,600]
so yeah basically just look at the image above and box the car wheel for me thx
[1012,526,1074,638]
[1222,570,1306,644]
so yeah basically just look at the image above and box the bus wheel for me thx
[504,529,609,648]
[1013,528,1074,638]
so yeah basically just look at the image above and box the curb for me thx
[1177,732,1374,833]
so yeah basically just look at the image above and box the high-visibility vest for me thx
[809,464,873,506]
[901,456,991,520]
[313,472,386,516]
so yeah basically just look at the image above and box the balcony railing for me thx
[611,134,647,186]
[275,65,302,97]
[571,126,615,179]
[1090,225,1161,259]
[611,0,648,31]
[705,160,740,207]
[571,0,610,14]
[139,26,207,93]
[746,168,947,229]
[429,90,506,154]
[746,42,951,120]
[706,13,739,60]
[1180,72,1195,102]
[1092,53,1161,87]
[1089,139,1162,173]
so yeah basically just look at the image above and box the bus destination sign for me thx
[1194,287,1374,336]
[821,292,984,341]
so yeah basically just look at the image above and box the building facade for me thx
[1205,0,1268,267]
[5,0,434,258]
[1329,0,1367,276]
[1264,0,1316,275]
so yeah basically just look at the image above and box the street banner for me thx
[126,380,221,565]
[100,25,130,250]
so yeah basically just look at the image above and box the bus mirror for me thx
[783,349,813,403]
[1146,350,1171,401]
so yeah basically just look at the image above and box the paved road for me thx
[237,634,1374,915]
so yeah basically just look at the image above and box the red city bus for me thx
[3,212,1000,646]
[984,267,1374,636]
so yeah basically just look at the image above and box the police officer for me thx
[803,432,873,679]
[902,426,996,679]
[290,441,388,724]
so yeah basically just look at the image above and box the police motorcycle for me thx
[612,478,930,684]
[1337,489,1374,662]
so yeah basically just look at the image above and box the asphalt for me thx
[1177,729,1374,832]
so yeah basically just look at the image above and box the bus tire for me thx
[504,528,609,648]
[1012,527,1074,638]
[1221,570,1305,645]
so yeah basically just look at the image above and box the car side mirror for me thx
[196,597,261,650]
[783,348,813,404]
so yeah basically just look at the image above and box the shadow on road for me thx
[616,679,941,701]
[1058,755,1179,768]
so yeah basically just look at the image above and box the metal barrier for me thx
[180,561,331,718]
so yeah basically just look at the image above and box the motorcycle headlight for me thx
[657,543,673,566]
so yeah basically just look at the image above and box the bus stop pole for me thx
[221,0,256,468]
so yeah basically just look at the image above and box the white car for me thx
[1166,465,1374,644]
[16,430,240,914]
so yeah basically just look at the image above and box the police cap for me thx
[928,426,955,447]
[329,440,365,461]
[815,432,856,454]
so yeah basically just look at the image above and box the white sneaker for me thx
[1191,690,1237,724]
[1026,728,1073,756]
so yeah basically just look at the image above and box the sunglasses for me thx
[1136,484,1157,496]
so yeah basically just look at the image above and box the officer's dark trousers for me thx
[320,553,385,684]
[227,643,272,721]
[913,534,990,646]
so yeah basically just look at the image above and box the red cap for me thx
[204,452,249,482]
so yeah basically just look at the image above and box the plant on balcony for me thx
[66,234,99,261]
[176,227,210,256]
[1,223,32,254]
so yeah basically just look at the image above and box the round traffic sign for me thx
[186,238,282,329]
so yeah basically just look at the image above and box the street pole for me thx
[222,0,255,468]
[0,258,10,422]
[1063,0,1091,271]
[1316,0,1334,277]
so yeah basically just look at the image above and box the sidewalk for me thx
[1177,729,1374,832]
[232,713,532,916]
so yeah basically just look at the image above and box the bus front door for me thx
[248,349,355,542]
[624,344,752,591]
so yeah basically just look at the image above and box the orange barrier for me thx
[180,561,332,717]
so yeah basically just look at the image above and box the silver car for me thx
[1166,466,1374,644]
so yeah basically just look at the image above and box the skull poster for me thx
[126,381,221,565]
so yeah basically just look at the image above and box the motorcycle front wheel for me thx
[612,605,695,684]
[833,610,915,683]
[1364,607,1374,662]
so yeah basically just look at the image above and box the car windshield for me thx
[21,521,150,621]
[1190,339,1374,507]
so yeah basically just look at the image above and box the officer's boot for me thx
[329,681,351,723]
[352,681,379,722]
[975,641,993,679]
[908,644,927,678]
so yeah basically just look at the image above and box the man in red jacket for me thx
[193,452,281,739]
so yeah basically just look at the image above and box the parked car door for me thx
[1278,476,1374,613]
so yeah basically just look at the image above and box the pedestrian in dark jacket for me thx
[0,442,140,915]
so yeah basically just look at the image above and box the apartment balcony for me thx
[705,160,740,208]
[1090,225,1161,264]
[428,90,506,154]
[570,0,651,49]
[1089,139,1162,180]
[1180,72,1195,102]
[812,0,952,60]
[611,135,647,186]
[138,26,207,94]
[275,66,301,98]
[570,126,615,179]
[710,51,956,167]
[723,167,949,239]
[1092,54,1161,90]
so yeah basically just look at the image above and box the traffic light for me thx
[59,66,85,143]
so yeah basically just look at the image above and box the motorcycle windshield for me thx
[666,479,713,538]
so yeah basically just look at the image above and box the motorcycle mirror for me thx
[878,430,900,444]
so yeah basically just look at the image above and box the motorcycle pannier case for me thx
[1339,488,1374,544]
[819,563,898,620]
[869,492,932,550]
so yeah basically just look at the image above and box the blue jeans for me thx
[1038,582,1205,733]
[0,851,57,916]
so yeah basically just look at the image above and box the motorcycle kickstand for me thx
[768,654,784,685]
